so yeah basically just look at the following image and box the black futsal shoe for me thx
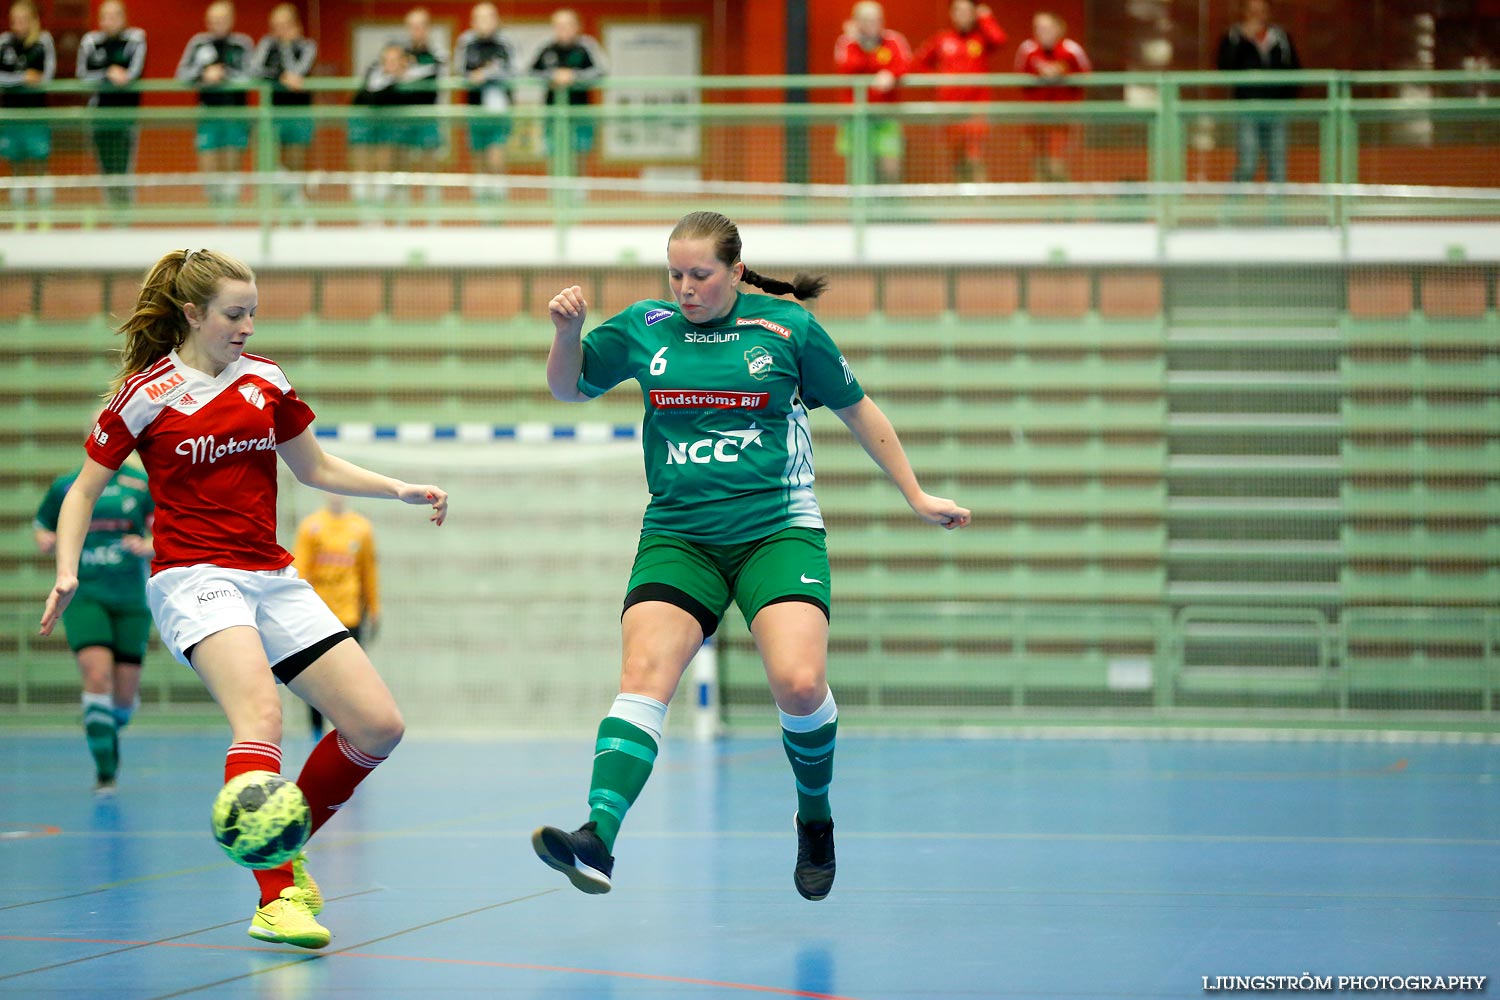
[531,821,614,894]
[793,813,836,901]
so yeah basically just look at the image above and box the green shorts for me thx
[623,527,831,637]
[395,120,443,150]
[196,120,250,152]
[61,592,152,663]
[347,117,389,146]
[835,119,903,160]
[469,119,512,152]
[275,117,314,147]
[0,124,51,162]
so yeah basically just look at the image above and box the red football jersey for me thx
[86,351,316,575]
[833,29,913,105]
[912,11,1007,102]
[1015,37,1092,101]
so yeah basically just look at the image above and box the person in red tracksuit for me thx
[1015,11,1091,181]
[912,0,1005,182]
[833,1,911,184]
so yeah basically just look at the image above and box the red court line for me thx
[0,936,862,999]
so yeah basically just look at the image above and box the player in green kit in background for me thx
[533,210,971,900]
[35,459,154,792]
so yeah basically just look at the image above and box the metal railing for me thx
[1,69,1498,240]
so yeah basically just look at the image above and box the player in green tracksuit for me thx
[532,210,971,900]
[35,463,154,792]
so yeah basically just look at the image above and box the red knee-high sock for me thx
[224,741,295,907]
[296,730,386,838]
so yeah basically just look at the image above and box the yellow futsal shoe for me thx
[248,887,330,949]
[291,853,323,915]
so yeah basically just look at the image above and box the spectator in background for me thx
[0,0,55,211]
[397,7,446,205]
[176,1,255,207]
[530,9,608,179]
[77,1,145,209]
[913,0,1005,182]
[349,43,408,204]
[833,1,911,185]
[292,494,381,740]
[1217,0,1300,183]
[454,2,518,203]
[1015,11,1091,182]
[251,3,317,205]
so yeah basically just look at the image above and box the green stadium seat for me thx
[1342,354,1500,392]
[1341,482,1500,520]
[1342,441,1500,476]
[1025,270,1090,319]
[1342,566,1500,605]
[1343,316,1495,349]
[39,275,104,322]
[1343,525,1499,562]
[1097,271,1161,319]
[954,270,1018,319]
[1342,397,1500,435]
[320,273,384,321]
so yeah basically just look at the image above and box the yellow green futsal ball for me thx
[211,771,311,869]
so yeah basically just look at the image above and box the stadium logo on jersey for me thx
[650,389,769,410]
[92,423,109,446]
[745,346,774,380]
[238,383,266,410]
[144,372,187,402]
[175,429,277,465]
[685,331,739,343]
[644,308,675,326]
[736,317,791,339]
[665,426,765,465]
[839,354,855,385]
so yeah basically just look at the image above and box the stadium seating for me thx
[3,262,1496,714]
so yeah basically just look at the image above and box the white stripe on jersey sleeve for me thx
[239,354,296,395]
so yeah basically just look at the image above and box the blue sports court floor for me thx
[1,732,1496,998]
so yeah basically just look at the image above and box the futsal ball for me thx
[211,771,311,869]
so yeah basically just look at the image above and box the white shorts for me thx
[147,563,349,678]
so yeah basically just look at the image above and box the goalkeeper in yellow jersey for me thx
[292,494,381,738]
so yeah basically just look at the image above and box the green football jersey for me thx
[579,291,865,544]
[35,465,153,601]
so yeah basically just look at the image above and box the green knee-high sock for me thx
[82,692,118,782]
[586,716,658,853]
[782,719,837,824]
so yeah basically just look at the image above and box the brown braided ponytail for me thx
[668,210,828,301]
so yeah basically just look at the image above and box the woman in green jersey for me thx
[35,459,154,792]
[533,210,970,901]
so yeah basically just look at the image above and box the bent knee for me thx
[346,708,404,758]
[775,675,828,716]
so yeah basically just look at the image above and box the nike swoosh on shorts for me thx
[800,574,823,585]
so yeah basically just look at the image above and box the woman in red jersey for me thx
[40,248,448,951]
[912,0,1006,182]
